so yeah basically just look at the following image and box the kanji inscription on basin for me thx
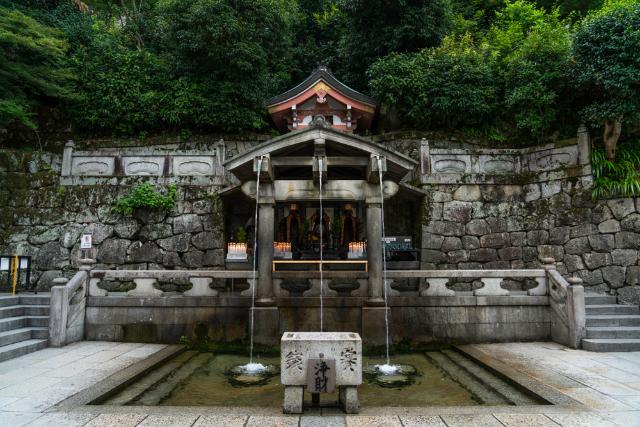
[307,358,336,393]
[281,332,362,386]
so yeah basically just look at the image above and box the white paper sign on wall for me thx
[80,234,93,249]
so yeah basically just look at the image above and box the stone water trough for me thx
[281,332,362,414]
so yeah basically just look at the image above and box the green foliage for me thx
[572,0,640,130]
[337,0,451,88]
[592,140,640,199]
[0,6,73,129]
[236,227,247,243]
[155,0,297,131]
[369,1,574,143]
[113,182,177,215]
[487,1,572,141]
[70,23,172,134]
[369,34,496,130]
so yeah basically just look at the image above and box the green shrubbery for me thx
[0,0,639,162]
[113,183,177,216]
[592,140,640,199]
[369,1,573,144]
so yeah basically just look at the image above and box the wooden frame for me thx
[272,260,368,272]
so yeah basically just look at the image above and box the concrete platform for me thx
[0,341,638,426]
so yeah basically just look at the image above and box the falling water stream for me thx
[375,155,396,374]
[242,156,266,374]
[319,157,324,331]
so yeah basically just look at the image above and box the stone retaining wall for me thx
[420,182,640,304]
[0,150,226,290]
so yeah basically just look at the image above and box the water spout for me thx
[318,157,324,332]
[377,156,391,366]
[248,156,263,365]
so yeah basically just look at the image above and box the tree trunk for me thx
[603,118,622,160]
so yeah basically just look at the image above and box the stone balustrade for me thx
[420,128,591,185]
[87,266,578,304]
[384,268,548,297]
[60,140,225,186]
[89,270,257,297]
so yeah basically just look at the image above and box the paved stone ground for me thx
[0,341,638,426]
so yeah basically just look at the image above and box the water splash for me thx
[375,364,399,375]
[319,157,324,332]
[377,156,391,366]
[238,362,268,374]
[248,156,263,365]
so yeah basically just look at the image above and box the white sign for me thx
[80,234,93,249]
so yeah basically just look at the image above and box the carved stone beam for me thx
[366,155,387,184]
[364,180,399,204]
[240,180,275,204]
[253,154,273,183]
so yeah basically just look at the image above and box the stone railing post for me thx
[567,277,586,349]
[49,277,69,347]
[61,140,74,177]
[577,124,591,166]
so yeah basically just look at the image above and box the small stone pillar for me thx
[366,202,383,304]
[61,140,74,177]
[49,277,69,347]
[567,277,587,348]
[577,124,591,166]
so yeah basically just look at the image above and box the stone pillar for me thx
[577,124,591,166]
[567,277,586,349]
[49,277,69,347]
[366,202,383,304]
[61,140,74,177]
[257,199,275,304]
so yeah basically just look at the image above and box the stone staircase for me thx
[582,293,640,352]
[426,349,542,405]
[0,294,50,362]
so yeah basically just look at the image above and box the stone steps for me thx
[0,327,48,347]
[586,315,640,327]
[0,305,50,319]
[584,294,617,305]
[582,339,640,352]
[586,304,639,315]
[586,326,640,339]
[134,352,213,405]
[425,351,510,405]
[0,339,48,362]
[0,315,48,332]
[583,293,640,352]
[0,294,50,362]
[440,350,539,405]
[102,351,199,405]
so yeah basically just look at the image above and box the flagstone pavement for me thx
[0,341,638,426]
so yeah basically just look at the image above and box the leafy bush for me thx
[338,0,451,89]
[592,140,640,199]
[369,34,496,130]
[0,6,73,129]
[573,0,640,159]
[113,183,177,216]
[487,0,571,141]
[70,24,172,134]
